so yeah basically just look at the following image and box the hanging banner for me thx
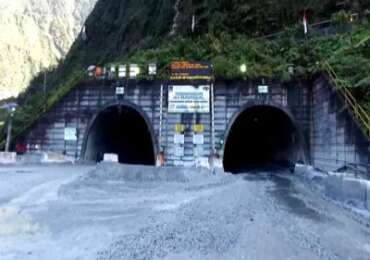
[168,85,210,113]
[170,61,213,81]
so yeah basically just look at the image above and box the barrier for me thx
[0,152,17,164]
[366,182,370,210]
[42,153,75,163]
[17,152,75,164]
[325,173,370,210]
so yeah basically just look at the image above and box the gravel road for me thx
[0,163,369,260]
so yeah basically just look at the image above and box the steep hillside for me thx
[0,0,97,99]
[62,0,341,65]
[19,0,354,97]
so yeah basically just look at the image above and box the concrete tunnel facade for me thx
[20,81,311,170]
[20,79,370,172]
[82,103,302,171]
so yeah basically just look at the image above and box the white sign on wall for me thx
[168,85,210,113]
[258,85,269,94]
[64,128,77,141]
[174,134,185,144]
[116,87,125,95]
[129,64,140,79]
[193,134,204,145]
[118,65,127,78]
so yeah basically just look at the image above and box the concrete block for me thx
[0,152,17,164]
[326,173,370,208]
[17,152,45,163]
[342,178,367,202]
[210,157,223,170]
[42,153,75,163]
[366,181,370,210]
[325,174,344,200]
[195,157,210,169]
[104,154,118,163]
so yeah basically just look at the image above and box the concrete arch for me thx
[81,101,157,165]
[223,101,300,145]
[223,101,306,173]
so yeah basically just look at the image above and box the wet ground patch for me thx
[268,175,324,221]
[242,173,271,182]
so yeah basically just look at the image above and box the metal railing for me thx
[322,61,370,137]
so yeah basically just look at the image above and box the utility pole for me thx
[43,71,47,112]
[5,108,15,152]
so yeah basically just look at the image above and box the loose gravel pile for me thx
[79,163,223,184]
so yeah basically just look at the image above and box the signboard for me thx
[175,124,185,133]
[170,61,213,81]
[168,85,210,113]
[174,134,185,144]
[129,64,140,79]
[64,128,77,141]
[148,64,157,76]
[87,65,96,77]
[109,66,116,78]
[193,134,204,145]
[193,124,204,133]
[258,85,269,94]
[118,65,127,78]
[116,87,125,95]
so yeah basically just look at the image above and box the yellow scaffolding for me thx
[322,61,370,137]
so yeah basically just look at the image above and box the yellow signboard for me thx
[175,124,185,133]
[193,124,204,133]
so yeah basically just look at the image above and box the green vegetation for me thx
[1,0,370,145]
[122,25,370,105]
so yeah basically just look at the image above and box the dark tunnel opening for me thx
[84,105,156,165]
[223,106,299,173]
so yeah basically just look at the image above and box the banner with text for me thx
[168,85,210,113]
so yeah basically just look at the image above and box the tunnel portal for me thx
[223,105,299,173]
[83,105,156,165]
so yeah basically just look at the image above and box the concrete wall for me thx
[311,75,370,173]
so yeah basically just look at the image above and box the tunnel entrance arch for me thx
[223,104,302,173]
[81,102,157,165]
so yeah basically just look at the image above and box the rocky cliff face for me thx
[0,0,97,99]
